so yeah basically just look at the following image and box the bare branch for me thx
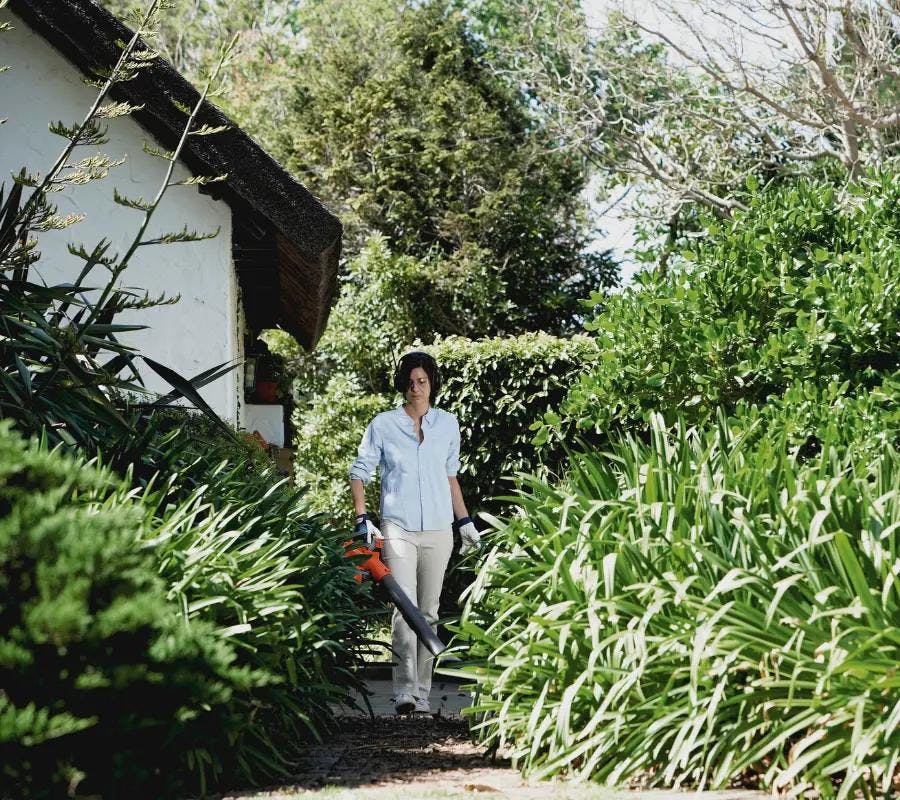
[490,0,899,237]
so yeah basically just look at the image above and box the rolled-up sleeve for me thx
[446,417,460,477]
[350,420,382,484]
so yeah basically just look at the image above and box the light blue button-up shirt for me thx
[349,406,460,532]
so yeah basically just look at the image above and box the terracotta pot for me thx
[254,380,279,403]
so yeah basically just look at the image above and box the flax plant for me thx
[2,6,371,793]
[59,417,370,792]
[143,477,359,783]
[450,413,900,798]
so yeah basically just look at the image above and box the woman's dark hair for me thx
[393,351,442,405]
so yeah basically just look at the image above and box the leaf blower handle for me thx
[355,512,382,548]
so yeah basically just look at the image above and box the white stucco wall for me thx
[244,404,285,447]
[0,10,241,424]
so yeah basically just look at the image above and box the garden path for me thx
[214,675,767,800]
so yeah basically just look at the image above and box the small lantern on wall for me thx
[244,356,258,393]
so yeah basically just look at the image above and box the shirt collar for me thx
[396,405,437,426]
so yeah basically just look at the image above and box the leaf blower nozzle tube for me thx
[344,537,446,657]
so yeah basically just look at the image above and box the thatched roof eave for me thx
[9,0,341,349]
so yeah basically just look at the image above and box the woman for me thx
[349,351,480,715]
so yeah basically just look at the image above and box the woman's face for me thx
[405,367,430,404]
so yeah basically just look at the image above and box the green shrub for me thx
[292,373,393,524]
[270,234,509,407]
[316,235,507,392]
[450,171,900,795]
[0,422,258,799]
[430,332,599,509]
[735,372,900,463]
[0,412,372,797]
[544,173,900,441]
[129,412,372,786]
[450,414,900,796]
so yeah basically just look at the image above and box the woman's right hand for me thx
[354,513,382,547]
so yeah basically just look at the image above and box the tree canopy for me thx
[279,0,616,335]
[103,0,618,336]
[489,0,900,246]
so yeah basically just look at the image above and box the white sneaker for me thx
[413,696,431,714]
[394,692,416,714]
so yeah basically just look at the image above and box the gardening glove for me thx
[457,516,481,556]
[354,513,382,548]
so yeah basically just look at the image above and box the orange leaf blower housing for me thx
[343,536,445,656]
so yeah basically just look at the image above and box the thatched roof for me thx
[9,0,342,350]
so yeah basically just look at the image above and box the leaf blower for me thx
[343,535,446,656]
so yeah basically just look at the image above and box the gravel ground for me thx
[203,670,764,800]
[211,714,765,800]
[213,714,533,799]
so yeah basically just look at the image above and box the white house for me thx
[0,0,342,445]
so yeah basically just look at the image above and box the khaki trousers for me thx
[381,519,453,699]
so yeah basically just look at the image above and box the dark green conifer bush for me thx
[0,422,257,798]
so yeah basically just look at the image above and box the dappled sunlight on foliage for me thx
[452,170,900,795]
[453,415,900,797]
[540,172,900,446]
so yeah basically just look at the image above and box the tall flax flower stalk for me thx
[0,0,237,449]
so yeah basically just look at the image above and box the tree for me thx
[491,0,900,237]
[100,0,294,77]
[280,0,617,335]
[100,0,299,155]
[620,0,900,177]
[102,0,618,333]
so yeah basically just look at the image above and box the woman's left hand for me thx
[457,516,481,555]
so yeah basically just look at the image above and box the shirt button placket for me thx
[417,441,423,530]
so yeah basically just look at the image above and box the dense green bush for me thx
[451,414,900,797]
[273,235,505,401]
[111,407,373,782]
[0,409,372,798]
[430,333,599,509]
[737,372,900,463]
[139,415,372,785]
[318,235,507,388]
[291,333,598,524]
[0,422,257,798]
[541,173,899,442]
[292,374,393,523]
[451,173,900,795]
